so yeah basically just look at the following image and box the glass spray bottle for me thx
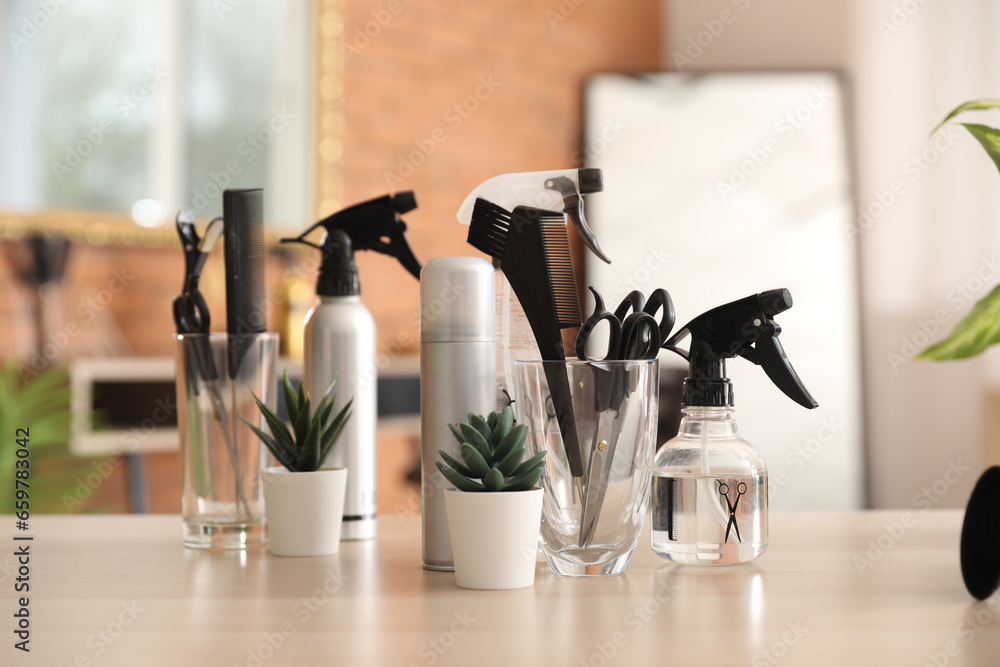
[652,289,818,565]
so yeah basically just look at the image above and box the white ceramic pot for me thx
[261,467,347,556]
[444,488,543,590]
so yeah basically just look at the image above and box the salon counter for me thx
[4,511,997,666]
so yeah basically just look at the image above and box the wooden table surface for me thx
[3,511,998,666]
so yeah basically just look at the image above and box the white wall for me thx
[665,0,1000,509]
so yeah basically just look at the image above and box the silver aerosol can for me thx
[420,257,496,570]
[282,192,424,540]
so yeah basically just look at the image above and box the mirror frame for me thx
[0,0,343,248]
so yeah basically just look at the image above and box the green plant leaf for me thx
[296,410,324,472]
[483,467,504,491]
[248,387,298,459]
[932,99,1000,135]
[496,446,526,476]
[459,442,491,477]
[318,399,353,465]
[297,376,306,414]
[460,423,491,461]
[510,451,547,477]
[919,283,1000,360]
[492,423,527,463]
[438,450,475,478]
[435,461,486,491]
[240,417,298,471]
[504,465,544,491]
[282,370,299,426]
[492,406,514,443]
[487,411,498,430]
[959,123,1000,177]
[293,395,311,445]
[468,413,492,450]
[447,423,465,445]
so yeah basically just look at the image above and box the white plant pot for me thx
[261,467,347,556]
[444,488,543,590]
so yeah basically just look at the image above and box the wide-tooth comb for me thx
[223,188,265,379]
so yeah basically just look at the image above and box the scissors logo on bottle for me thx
[717,480,747,544]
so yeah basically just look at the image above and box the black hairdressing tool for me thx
[467,197,586,477]
[574,287,674,362]
[223,189,265,379]
[575,287,676,546]
[173,209,224,335]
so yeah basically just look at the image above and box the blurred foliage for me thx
[0,360,117,513]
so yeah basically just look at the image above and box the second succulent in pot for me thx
[436,406,546,492]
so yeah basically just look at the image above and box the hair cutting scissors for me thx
[576,287,675,547]
[173,209,224,334]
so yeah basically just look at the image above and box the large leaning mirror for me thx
[584,71,865,511]
[0,0,342,244]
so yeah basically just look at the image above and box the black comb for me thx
[467,197,585,477]
[223,188,265,379]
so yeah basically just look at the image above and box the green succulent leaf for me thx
[483,467,504,492]
[460,423,492,461]
[240,417,298,471]
[492,406,514,444]
[447,423,465,445]
[296,412,324,472]
[493,423,528,463]
[931,99,1000,136]
[487,411,498,430]
[319,399,353,465]
[438,450,475,478]
[281,370,300,426]
[510,450,547,477]
[246,389,298,466]
[436,461,486,491]
[469,413,492,449]
[297,378,306,414]
[919,283,1000,360]
[957,123,1000,177]
[496,446,526,476]
[293,395,311,446]
[504,465,544,492]
[459,442,491,477]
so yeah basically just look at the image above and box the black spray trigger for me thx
[755,335,818,409]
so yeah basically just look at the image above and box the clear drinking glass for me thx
[174,332,278,548]
[514,359,658,575]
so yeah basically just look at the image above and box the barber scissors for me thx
[574,287,675,362]
[172,209,224,334]
[576,287,676,546]
[719,480,746,544]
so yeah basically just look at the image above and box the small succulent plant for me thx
[241,370,352,473]
[436,406,546,492]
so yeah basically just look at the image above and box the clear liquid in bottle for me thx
[651,472,767,565]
